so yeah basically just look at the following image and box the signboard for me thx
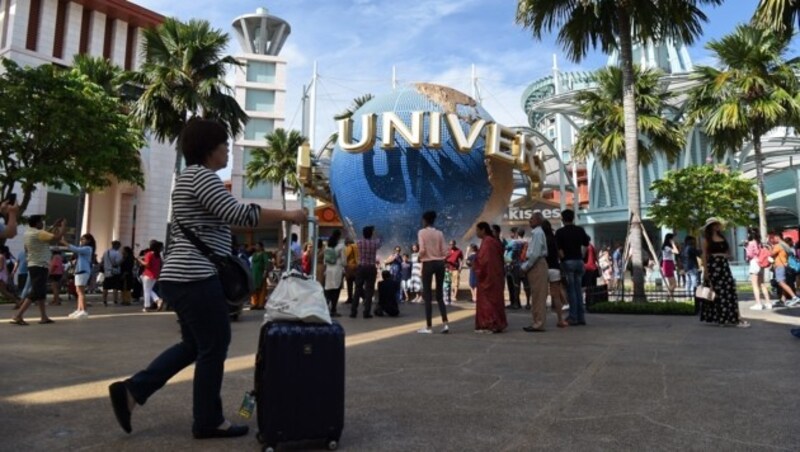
[504,200,562,223]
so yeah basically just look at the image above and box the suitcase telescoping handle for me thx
[285,184,319,280]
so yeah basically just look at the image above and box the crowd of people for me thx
[4,216,167,325]
[257,208,596,334]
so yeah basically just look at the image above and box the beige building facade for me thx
[0,0,172,255]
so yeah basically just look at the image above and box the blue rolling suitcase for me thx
[254,321,345,452]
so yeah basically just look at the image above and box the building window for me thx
[242,147,273,199]
[247,61,276,83]
[244,118,274,141]
[25,0,42,51]
[245,90,275,112]
[79,8,91,54]
[52,0,69,59]
[548,127,556,139]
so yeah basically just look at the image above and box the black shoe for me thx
[193,424,249,439]
[506,304,521,310]
[363,314,373,319]
[525,304,531,310]
[330,312,342,317]
[374,310,384,317]
[349,313,357,319]
[523,326,546,333]
[108,381,132,433]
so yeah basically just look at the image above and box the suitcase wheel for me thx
[263,447,275,452]
[327,439,339,450]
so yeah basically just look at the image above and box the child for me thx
[375,270,400,317]
[400,254,412,302]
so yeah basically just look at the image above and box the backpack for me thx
[789,254,800,273]
[757,247,771,269]
[518,241,528,264]
[324,247,338,265]
[504,241,521,265]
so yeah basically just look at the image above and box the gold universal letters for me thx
[335,111,546,185]
[338,113,377,153]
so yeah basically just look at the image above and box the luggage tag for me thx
[239,391,256,419]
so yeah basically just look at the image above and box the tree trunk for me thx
[617,11,646,301]
[753,133,768,241]
[280,180,288,251]
[164,149,181,247]
[165,113,189,247]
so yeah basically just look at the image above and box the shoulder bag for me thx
[175,219,253,306]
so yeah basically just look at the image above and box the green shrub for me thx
[587,301,696,315]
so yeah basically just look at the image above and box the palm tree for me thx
[515,0,721,300]
[572,66,685,168]
[685,24,800,241]
[334,93,375,121]
[245,128,307,212]
[131,17,247,240]
[754,0,800,36]
[71,55,132,99]
[132,17,247,167]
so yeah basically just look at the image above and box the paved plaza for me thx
[1,296,799,451]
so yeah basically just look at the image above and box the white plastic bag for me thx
[264,270,332,324]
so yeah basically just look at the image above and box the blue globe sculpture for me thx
[330,84,513,252]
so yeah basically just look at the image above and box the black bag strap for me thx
[174,218,221,263]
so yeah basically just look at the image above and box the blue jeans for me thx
[562,259,585,323]
[686,269,699,297]
[127,277,231,432]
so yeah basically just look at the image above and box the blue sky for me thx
[131,0,760,176]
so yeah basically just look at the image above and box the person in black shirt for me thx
[555,209,589,326]
[374,270,400,317]
[542,221,568,328]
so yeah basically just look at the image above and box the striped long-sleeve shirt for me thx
[159,165,261,282]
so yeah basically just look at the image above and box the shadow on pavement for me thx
[1,301,799,451]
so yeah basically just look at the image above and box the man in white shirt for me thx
[520,212,549,332]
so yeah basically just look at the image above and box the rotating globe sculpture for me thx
[329,83,514,250]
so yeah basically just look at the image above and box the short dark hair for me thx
[179,119,228,166]
[561,209,575,223]
[491,224,501,236]
[381,269,391,280]
[112,240,121,249]
[291,233,298,242]
[422,210,437,226]
[363,226,374,239]
[476,222,494,238]
[28,215,44,228]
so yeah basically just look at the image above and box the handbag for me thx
[175,219,253,306]
[695,285,716,303]
[264,269,331,324]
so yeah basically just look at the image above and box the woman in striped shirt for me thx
[108,119,306,440]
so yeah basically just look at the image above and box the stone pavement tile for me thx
[0,301,798,451]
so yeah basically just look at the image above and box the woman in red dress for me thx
[474,222,507,333]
